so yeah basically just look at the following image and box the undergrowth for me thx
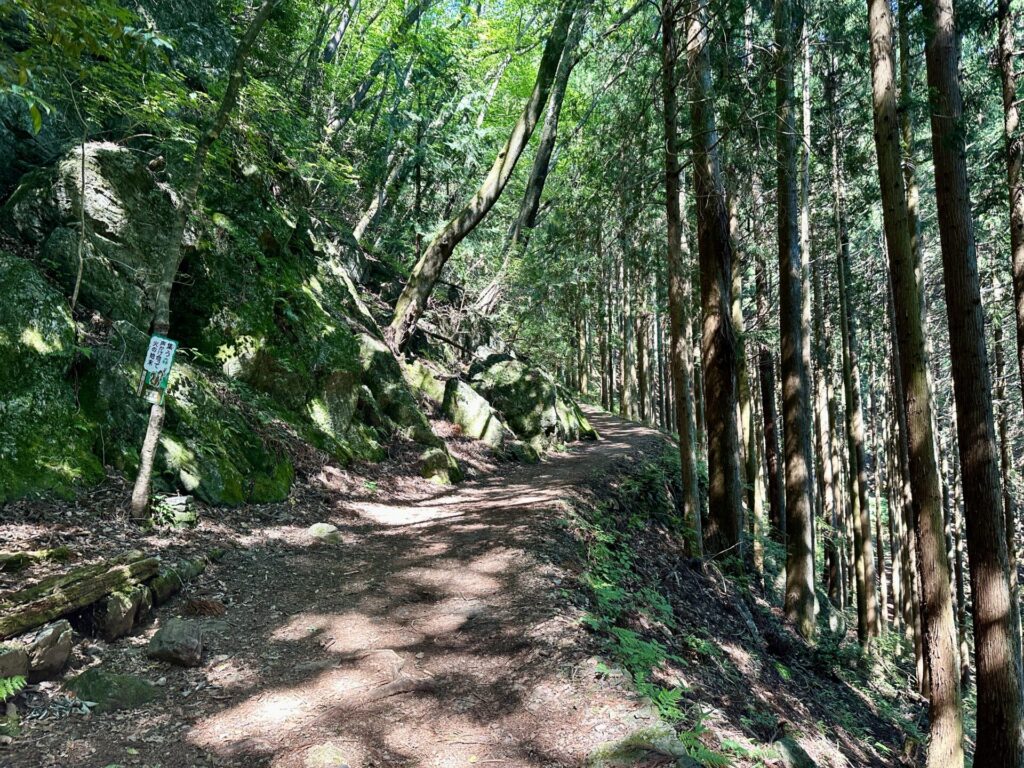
[568,448,734,764]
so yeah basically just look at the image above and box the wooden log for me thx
[0,551,159,639]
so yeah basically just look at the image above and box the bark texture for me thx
[687,0,743,559]
[922,0,1024,759]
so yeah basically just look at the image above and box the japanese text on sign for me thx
[144,335,178,375]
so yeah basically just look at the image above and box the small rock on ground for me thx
[304,742,350,768]
[307,523,340,542]
[147,618,204,667]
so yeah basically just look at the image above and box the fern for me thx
[0,675,26,702]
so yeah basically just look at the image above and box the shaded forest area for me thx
[1,0,1023,765]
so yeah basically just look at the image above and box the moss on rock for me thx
[0,253,103,501]
[65,667,158,712]
[469,353,597,453]
[441,378,514,450]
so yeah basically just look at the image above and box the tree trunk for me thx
[662,0,703,554]
[994,272,1023,680]
[871,378,889,633]
[867,17,964,748]
[922,0,1024,758]
[388,0,578,349]
[131,0,280,518]
[814,224,840,608]
[831,97,878,645]
[474,9,588,314]
[0,552,159,639]
[758,253,785,543]
[687,0,743,559]
[997,0,1024,417]
[322,0,361,63]
[887,280,927,689]
[776,0,815,636]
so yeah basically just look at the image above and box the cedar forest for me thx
[0,0,1022,765]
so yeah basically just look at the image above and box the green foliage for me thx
[570,450,737,768]
[0,675,26,702]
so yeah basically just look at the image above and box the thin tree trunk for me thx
[830,94,878,645]
[131,0,280,518]
[687,0,743,559]
[322,0,361,63]
[922,0,1024,758]
[662,0,703,554]
[997,0,1024,416]
[814,238,840,607]
[994,272,1023,679]
[758,253,785,543]
[388,0,578,349]
[474,9,588,314]
[776,0,814,635]
[871,378,889,632]
[326,0,429,136]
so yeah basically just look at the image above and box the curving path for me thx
[16,408,673,768]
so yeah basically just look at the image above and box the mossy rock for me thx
[418,447,462,485]
[79,350,295,506]
[468,353,597,453]
[1,143,180,330]
[441,378,514,450]
[0,252,103,502]
[403,358,447,404]
[357,334,441,448]
[65,667,158,712]
[156,363,294,505]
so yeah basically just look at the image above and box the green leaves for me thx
[0,675,26,702]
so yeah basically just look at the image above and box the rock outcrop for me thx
[469,354,597,453]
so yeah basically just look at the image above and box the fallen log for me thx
[0,551,159,639]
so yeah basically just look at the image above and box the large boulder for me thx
[357,334,444,449]
[1,142,181,330]
[0,252,103,501]
[441,378,515,450]
[469,354,597,453]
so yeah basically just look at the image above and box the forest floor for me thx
[2,409,921,768]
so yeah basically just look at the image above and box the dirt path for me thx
[14,408,674,768]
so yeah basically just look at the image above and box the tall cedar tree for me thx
[775,0,815,638]
[866,0,963,757]
[661,0,703,553]
[922,0,1024,759]
[687,0,743,558]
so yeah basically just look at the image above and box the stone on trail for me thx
[0,702,20,739]
[65,667,158,712]
[0,644,28,678]
[308,522,341,542]
[304,742,351,768]
[96,583,152,640]
[25,620,73,680]
[418,446,462,484]
[147,618,204,667]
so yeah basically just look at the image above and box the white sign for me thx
[144,335,178,375]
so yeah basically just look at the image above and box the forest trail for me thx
[16,409,678,768]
